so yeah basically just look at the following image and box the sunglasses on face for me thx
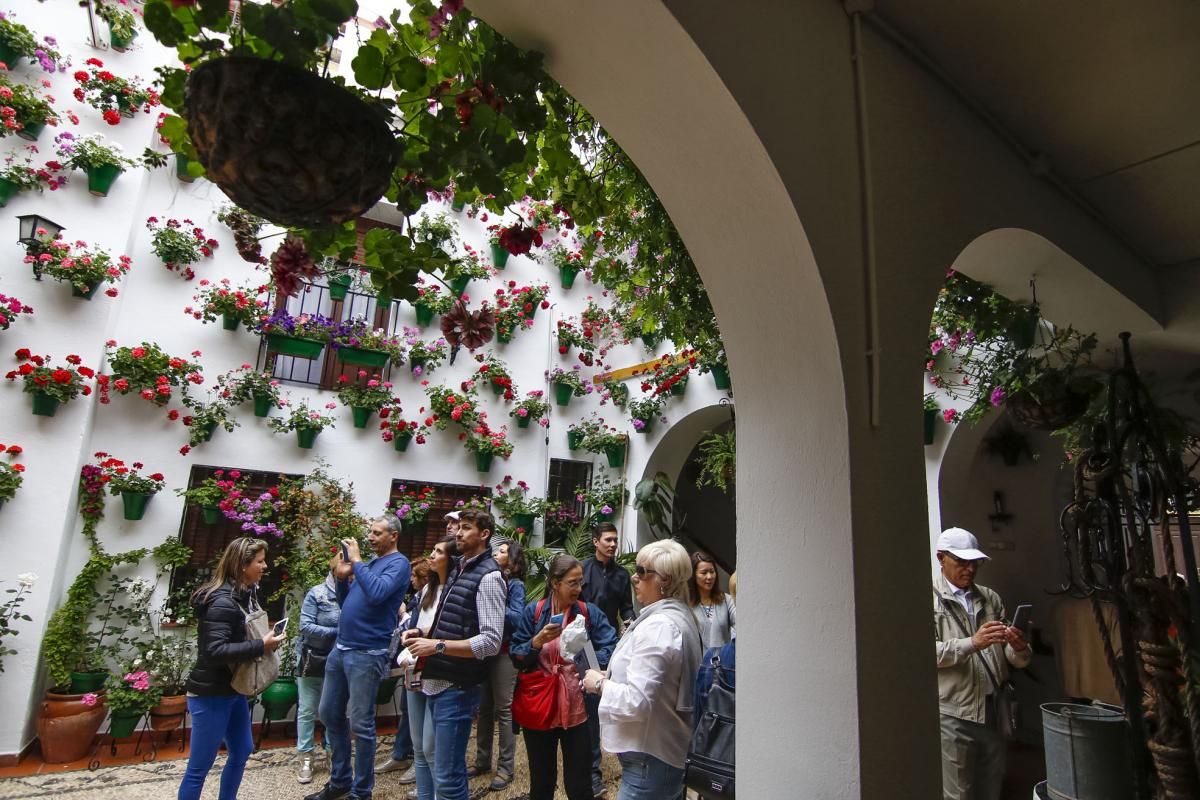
[634,565,660,580]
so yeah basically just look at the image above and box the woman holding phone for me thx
[510,554,616,800]
[179,537,286,800]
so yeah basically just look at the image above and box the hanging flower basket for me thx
[414,303,434,327]
[184,57,397,228]
[296,428,320,449]
[201,506,222,525]
[85,164,122,197]
[490,244,510,269]
[475,451,494,472]
[71,281,102,300]
[252,392,274,417]
[1006,387,1090,432]
[605,440,628,469]
[393,429,413,452]
[710,365,731,390]
[121,490,153,520]
[559,266,579,289]
[221,313,241,331]
[17,121,46,143]
[108,710,141,739]
[328,273,353,300]
[567,429,582,450]
[31,392,59,417]
[338,346,389,368]
[265,333,325,359]
[554,382,574,407]
[351,406,373,429]
[923,408,937,446]
[516,415,532,429]
[0,178,19,207]
[450,275,470,296]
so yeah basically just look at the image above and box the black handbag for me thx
[686,654,735,798]
[298,645,329,678]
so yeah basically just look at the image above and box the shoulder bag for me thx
[230,598,280,696]
[940,595,1020,739]
[512,600,588,730]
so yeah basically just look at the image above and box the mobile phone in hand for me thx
[1010,604,1032,631]
[549,613,565,626]
[272,618,288,637]
[341,543,350,562]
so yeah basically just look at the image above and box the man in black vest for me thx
[403,509,505,800]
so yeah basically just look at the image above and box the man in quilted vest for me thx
[403,509,506,800]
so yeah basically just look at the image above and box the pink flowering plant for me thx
[578,417,628,454]
[215,364,280,409]
[510,391,550,427]
[424,382,480,430]
[0,14,66,72]
[492,477,550,522]
[98,341,203,404]
[386,484,437,526]
[413,282,456,315]
[103,667,162,715]
[176,469,246,509]
[187,279,269,327]
[0,73,58,137]
[404,330,449,375]
[145,216,219,280]
[0,294,33,330]
[54,132,135,172]
[628,395,665,431]
[463,421,514,459]
[336,370,395,410]
[25,234,131,297]
[330,318,405,362]
[176,393,240,448]
[548,366,588,398]
[267,399,339,435]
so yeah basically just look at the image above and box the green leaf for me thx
[392,56,428,92]
[351,45,387,89]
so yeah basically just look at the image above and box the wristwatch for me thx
[434,639,446,655]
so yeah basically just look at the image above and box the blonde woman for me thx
[583,539,703,800]
[179,537,285,800]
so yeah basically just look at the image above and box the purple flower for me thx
[601,505,613,515]
[632,419,645,430]
[989,386,1006,406]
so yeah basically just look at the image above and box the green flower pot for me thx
[16,121,45,142]
[265,333,325,359]
[108,710,141,739]
[0,177,19,207]
[450,199,466,212]
[497,329,513,344]
[923,408,938,446]
[1008,316,1038,350]
[567,429,582,450]
[595,511,615,523]
[328,273,352,300]
[252,393,273,418]
[491,379,507,396]
[261,677,298,721]
[511,513,536,533]
[296,428,320,449]
[69,671,109,694]
[414,303,434,327]
[375,676,400,705]
[710,365,731,390]
[121,491,152,521]
[0,42,18,68]
[557,339,571,355]
[605,441,628,469]
[554,382,574,407]
[559,266,579,289]
[490,244,510,269]
[351,406,373,429]
[71,281,102,300]
[174,153,196,183]
[393,430,413,452]
[109,27,137,52]
[197,421,218,443]
[409,356,428,376]
[475,451,494,472]
[338,346,390,367]
[450,275,470,296]
[634,417,655,434]
[201,506,223,525]
[516,414,532,429]
[221,313,240,331]
[31,392,59,417]
[85,164,123,197]
[641,333,659,349]
[669,380,687,397]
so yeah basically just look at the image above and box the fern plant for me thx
[523,522,635,601]
[695,429,736,493]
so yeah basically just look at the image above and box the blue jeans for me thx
[178,694,253,800]
[391,687,414,761]
[429,686,482,800]
[617,752,686,800]
[296,676,325,753]
[408,691,436,800]
[319,648,388,798]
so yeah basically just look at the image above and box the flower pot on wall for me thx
[108,709,141,739]
[516,415,532,429]
[475,452,494,472]
[201,506,222,525]
[338,346,389,368]
[669,381,687,397]
[149,694,187,732]
[37,692,107,764]
[265,333,325,359]
[559,266,579,289]
[0,42,17,69]
[252,393,273,417]
[296,429,320,449]
[261,677,298,720]
[16,121,45,142]
[605,441,628,469]
[923,408,937,446]
[554,383,574,407]
[221,313,241,331]
[31,392,59,417]
[633,417,655,434]
[351,406,373,428]
[511,513,536,533]
[197,421,218,443]
[109,28,137,52]
[450,275,470,296]
[710,365,731,390]
[0,177,19,206]
[567,430,582,450]
[414,303,434,327]
[85,164,123,197]
[328,273,352,300]
[489,244,510,269]
[71,281,102,300]
[393,429,413,452]
[174,153,196,183]
[121,491,152,520]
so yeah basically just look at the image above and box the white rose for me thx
[16,573,37,588]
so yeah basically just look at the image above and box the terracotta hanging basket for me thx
[185,57,397,228]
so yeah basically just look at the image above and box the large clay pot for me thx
[150,694,188,732]
[37,692,107,764]
[185,58,397,228]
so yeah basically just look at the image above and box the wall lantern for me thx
[17,214,65,248]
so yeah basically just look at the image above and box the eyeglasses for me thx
[945,552,985,568]
[634,565,659,580]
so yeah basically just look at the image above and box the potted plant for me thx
[176,395,239,447]
[0,572,36,671]
[404,332,449,377]
[5,350,95,416]
[599,379,630,409]
[379,400,424,451]
[98,341,203,405]
[555,317,594,357]
[268,400,338,449]
[577,473,628,524]
[216,365,281,417]
[694,337,731,390]
[411,283,455,327]
[566,417,602,451]
[548,366,589,407]
[98,454,165,520]
[629,395,665,434]
[145,216,218,280]
[54,131,136,196]
[93,1,140,52]
[0,293,33,330]
[0,14,65,72]
[329,318,405,367]
[443,244,491,296]
[498,282,550,323]
[546,244,585,289]
[922,393,940,445]
[580,422,630,468]
[24,234,132,299]
[187,278,268,330]
[253,310,335,360]
[102,668,161,738]
[487,225,510,268]
[386,484,438,534]
[140,630,194,731]
[642,354,693,397]
[72,59,158,124]
[695,429,736,492]
[176,470,243,525]
[221,481,286,538]
[0,446,26,508]
[464,423,514,472]
[335,371,395,428]
[510,390,549,429]
[0,72,58,140]
[492,478,548,536]
[424,382,480,430]
[474,353,516,399]
[0,145,65,206]
[216,204,269,264]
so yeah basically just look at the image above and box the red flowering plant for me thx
[175,468,246,510]
[0,145,66,194]
[463,421,515,459]
[145,217,219,280]
[72,59,159,125]
[24,233,131,297]
[0,72,59,138]
[493,281,550,340]
[491,477,550,532]
[215,364,280,410]
[474,353,516,400]
[186,278,269,327]
[578,417,628,454]
[555,317,595,356]
[223,482,285,538]
[510,390,550,427]
[94,452,166,496]
[335,370,395,410]
[176,390,239,448]
[378,399,427,445]
[5,350,94,404]
[0,443,27,502]
[386,484,438,527]
[489,223,542,257]
[640,351,696,397]
[413,282,456,316]
[98,341,203,405]
[0,294,33,330]
[424,381,480,430]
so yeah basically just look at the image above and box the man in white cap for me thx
[933,527,1030,800]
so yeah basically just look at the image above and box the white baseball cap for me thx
[444,511,461,521]
[936,527,989,561]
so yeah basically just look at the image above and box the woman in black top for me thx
[178,537,285,800]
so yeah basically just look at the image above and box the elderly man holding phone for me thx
[305,517,411,800]
[933,527,1030,800]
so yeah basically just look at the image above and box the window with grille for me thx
[544,458,593,547]
[168,464,303,621]
[388,479,493,559]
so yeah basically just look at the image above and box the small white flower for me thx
[16,573,37,588]
[132,658,142,667]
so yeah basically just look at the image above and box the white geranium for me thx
[16,573,37,589]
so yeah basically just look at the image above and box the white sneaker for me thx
[296,753,314,784]
[397,765,417,784]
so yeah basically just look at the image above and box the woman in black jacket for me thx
[179,537,285,800]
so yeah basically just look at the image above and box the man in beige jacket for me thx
[933,527,1031,800]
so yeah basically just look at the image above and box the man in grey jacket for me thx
[933,527,1030,800]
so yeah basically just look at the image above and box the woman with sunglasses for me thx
[582,540,703,800]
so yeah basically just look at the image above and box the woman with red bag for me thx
[510,554,617,800]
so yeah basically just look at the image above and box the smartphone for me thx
[549,613,565,626]
[1010,604,1032,631]
[272,618,288,637]
[341,543,350,562]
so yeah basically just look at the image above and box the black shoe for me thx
[303,784,351,800]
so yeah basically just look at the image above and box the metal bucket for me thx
[1041,702,1135,800]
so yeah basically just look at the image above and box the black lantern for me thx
[17,214,65,248]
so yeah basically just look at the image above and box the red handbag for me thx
[512,599,587,730]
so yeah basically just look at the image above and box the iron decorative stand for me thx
[87,707,190,770]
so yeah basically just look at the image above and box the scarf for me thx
[609,597,703,713]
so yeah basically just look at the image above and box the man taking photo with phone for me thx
[306,517,411,800]
[933,527,1030,800]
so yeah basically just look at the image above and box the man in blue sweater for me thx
[306,517,411,800]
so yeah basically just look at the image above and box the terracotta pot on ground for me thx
[150,694,187,731]
[37,692,107,764]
